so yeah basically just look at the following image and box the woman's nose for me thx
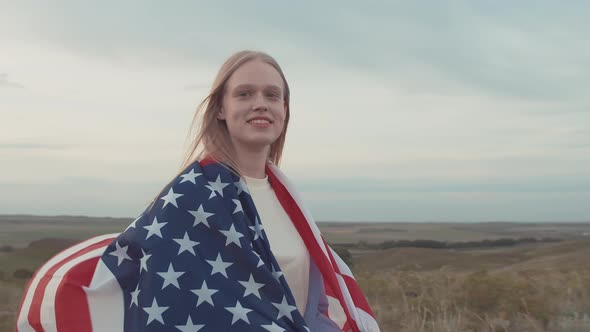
[252,92,268,111]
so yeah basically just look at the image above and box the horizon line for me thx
[0,213,588,224]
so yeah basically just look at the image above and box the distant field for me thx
[0,215,130,247]
[2,215,590,331]
[3,215,589,248]
[319,221,590,244]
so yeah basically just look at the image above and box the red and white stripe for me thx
[15,234,122,332]
[267,163,380,332]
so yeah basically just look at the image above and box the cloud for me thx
[0,142,71,150]
[1,1,589,221]
[183,83,211,91]
[296,174,590,194]
[303,191,590,222]
[0,73,25,89]
[4,1,588,104]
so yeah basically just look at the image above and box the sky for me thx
[1,1,589,222]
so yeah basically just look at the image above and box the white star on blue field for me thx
[1,1,589,222]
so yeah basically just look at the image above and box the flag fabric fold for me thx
[16,159,380,332]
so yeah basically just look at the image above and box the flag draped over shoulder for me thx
[16,159,380,332]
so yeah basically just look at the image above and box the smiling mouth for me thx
[247,119,272,124]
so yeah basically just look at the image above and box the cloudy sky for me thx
[1,1,589,222]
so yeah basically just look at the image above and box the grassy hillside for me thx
[2,217,590,331]
[0,215,127,248]
[352,239,590,331]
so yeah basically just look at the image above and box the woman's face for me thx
[218,59,287,154]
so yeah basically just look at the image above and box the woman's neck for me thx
[234,145,270,179]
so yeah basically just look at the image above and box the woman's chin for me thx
[236,138,277,151]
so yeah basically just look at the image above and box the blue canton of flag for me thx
[102,161,310,331]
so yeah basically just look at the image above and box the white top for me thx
[243,174,310,315]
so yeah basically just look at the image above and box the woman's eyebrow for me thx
[233,84,282,91]
[232,84,253,91]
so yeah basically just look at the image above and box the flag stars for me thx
[125,214,142,231]
[204,184,218,199]
[262,321,286,332]
[160,187,184,208]
[272,296,297,321]
[143,298,169,325]
[249,216,264,241]
[156,263,185,290]
[179,168,203,185]
[188,204,214,228]
[208,175,229,197]
[143,216,168,240]
[219,224,245,248]
[253,250,264,268]
[190,280,218,307]
[175,315,205,332]
[232,199,243,214]
[108,241,131,266]
[129,283,140,308]
[272,265,284,280]
[238,274,265,299]
[206,253,233,278]
[139,248,151,273]
[234,178,250,195]
[225,300,252,325]
[173,232,200,256]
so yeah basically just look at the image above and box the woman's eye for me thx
[238,91,251,97]
[267,93,279,99]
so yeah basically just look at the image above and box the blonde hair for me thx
[146,50,291,209]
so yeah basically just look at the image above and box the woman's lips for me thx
[248,120,272,128]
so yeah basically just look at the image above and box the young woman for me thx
[16,51,380,332]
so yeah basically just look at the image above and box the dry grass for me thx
[356,269,590,331]
[353,241,590,332]
[1,280,26,332]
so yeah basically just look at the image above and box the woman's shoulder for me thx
[153,160,235,209]
[118,159,240,247]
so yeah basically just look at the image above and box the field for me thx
[320,221,590,244]
[1,215,590,331]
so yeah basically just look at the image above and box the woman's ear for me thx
[217,107,226,120]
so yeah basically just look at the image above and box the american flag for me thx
[16,159,380,331]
